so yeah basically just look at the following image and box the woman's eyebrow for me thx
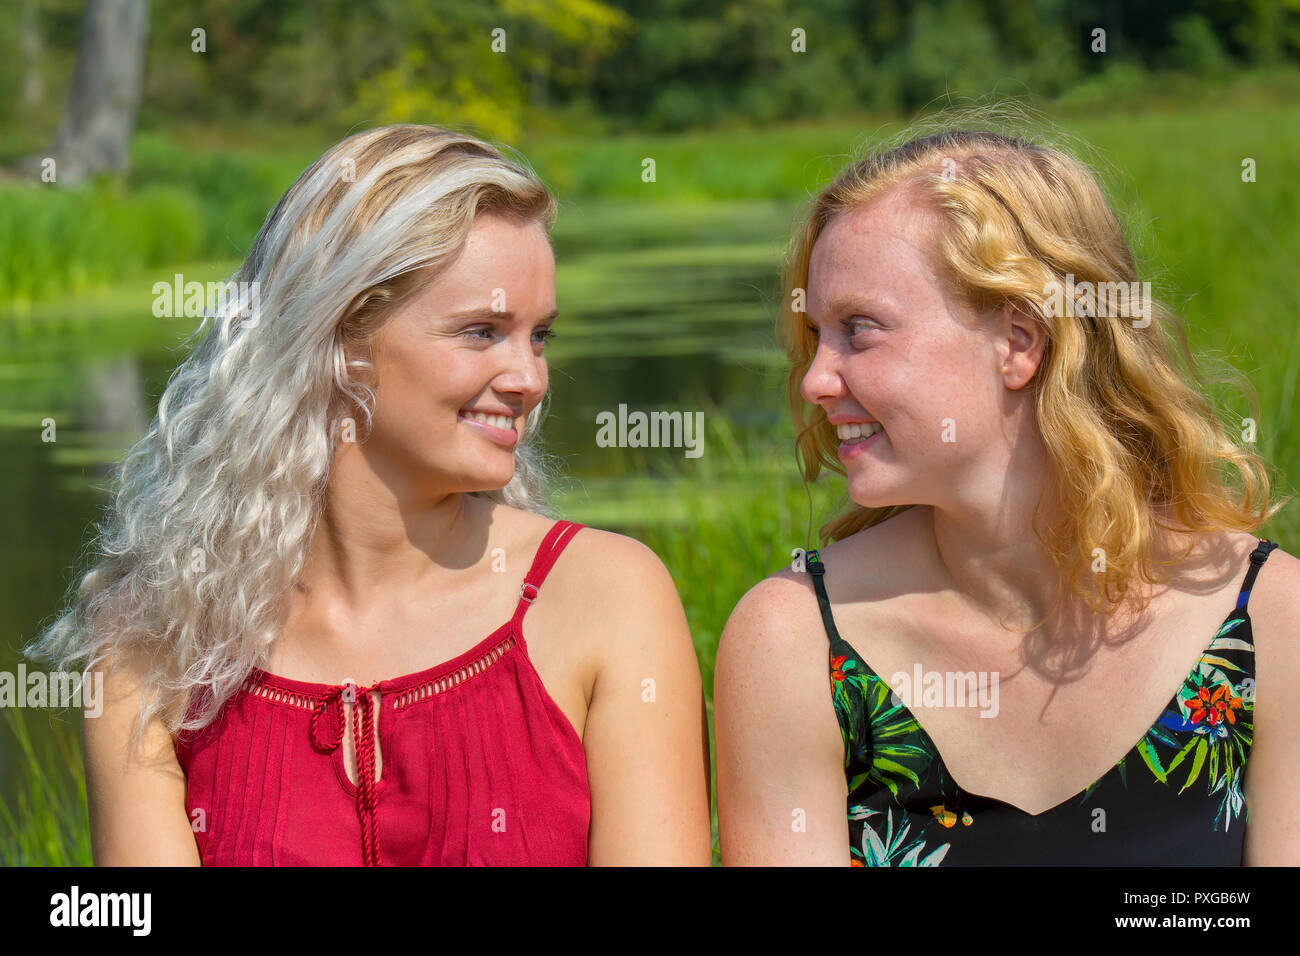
[809,294,893,320]
[443,306,560,321]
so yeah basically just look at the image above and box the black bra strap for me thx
[1235,539,1279,611]
[805,549,844,644]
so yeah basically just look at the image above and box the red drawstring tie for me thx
[310,681,382,866]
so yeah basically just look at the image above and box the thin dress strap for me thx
[805,549,845,645]
[511,520,584,621]
[1235,538,1279,610]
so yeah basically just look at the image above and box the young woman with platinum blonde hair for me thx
[716,124,1300,866]
[30,124,711,866]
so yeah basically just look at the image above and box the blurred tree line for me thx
[2,0,1299,145]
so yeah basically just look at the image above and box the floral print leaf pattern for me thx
[1199,655,1244,673]
[831,647,931,798]
[819,540,1271,864]
[1162,735,1200,779]
[854,807,950,867]
[1178,738,1210,794]
[1136,737,1169,783]
[1131,611,1256,831]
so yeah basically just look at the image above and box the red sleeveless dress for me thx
[175,520,590,866]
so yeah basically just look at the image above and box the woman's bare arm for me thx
[82,652,201,866]
[558,530,712,865]
[715,572,850,865]
[1242,547,1300,865]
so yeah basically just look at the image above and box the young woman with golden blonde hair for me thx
[716,125,1299,866]
[30,125,711,866]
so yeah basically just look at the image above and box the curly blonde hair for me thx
[27,124,558,749]
[781,117,1285,619]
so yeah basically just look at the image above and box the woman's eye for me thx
[846,317,878,338]
[461,326,555,347]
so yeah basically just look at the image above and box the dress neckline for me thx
[248,618,518,697]
[819,537,1274,818]
[244,519,586,699]
[836,601,1253,818]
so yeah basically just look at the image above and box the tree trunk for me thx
[42,0,149,186]
[21,0,44,111]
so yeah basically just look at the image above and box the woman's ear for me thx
[341,331,380,390]
[999,301,1047,391]
[334,335,379,446]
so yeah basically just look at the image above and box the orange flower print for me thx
[1186,683,1243,727]
[831,654,847,684]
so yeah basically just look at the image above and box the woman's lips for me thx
[838,426,883,461]
[458,412,518,448]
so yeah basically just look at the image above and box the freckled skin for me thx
[801,188,1043,519]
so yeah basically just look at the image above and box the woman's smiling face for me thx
[801,187,1021,512]
[358,212,557,496]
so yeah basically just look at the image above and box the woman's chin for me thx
[462,475,513,495]
[436,467,515,497]
[480,467,521,491]
[847,482,905,511]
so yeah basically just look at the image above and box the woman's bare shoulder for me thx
[808,505,931,598]
[1244,538,1300,634]
[554,523,676,597]
[726,506,925,633]
[482,502,661,573]
[715,534,849,791]
[513,514,687,648]
[1237,536,1300,864]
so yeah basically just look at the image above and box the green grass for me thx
[0,706,91,866]
[0,181,204,310]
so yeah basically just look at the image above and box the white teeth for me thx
[463,412,514,431]
[836,422,883,441]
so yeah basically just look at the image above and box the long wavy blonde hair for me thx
[27,124,558,747]
[782,118,1285,619]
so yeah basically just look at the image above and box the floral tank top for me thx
[806,539,1278,866]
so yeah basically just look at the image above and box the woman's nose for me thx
[494,336,547,397]
[800,342,843,407]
